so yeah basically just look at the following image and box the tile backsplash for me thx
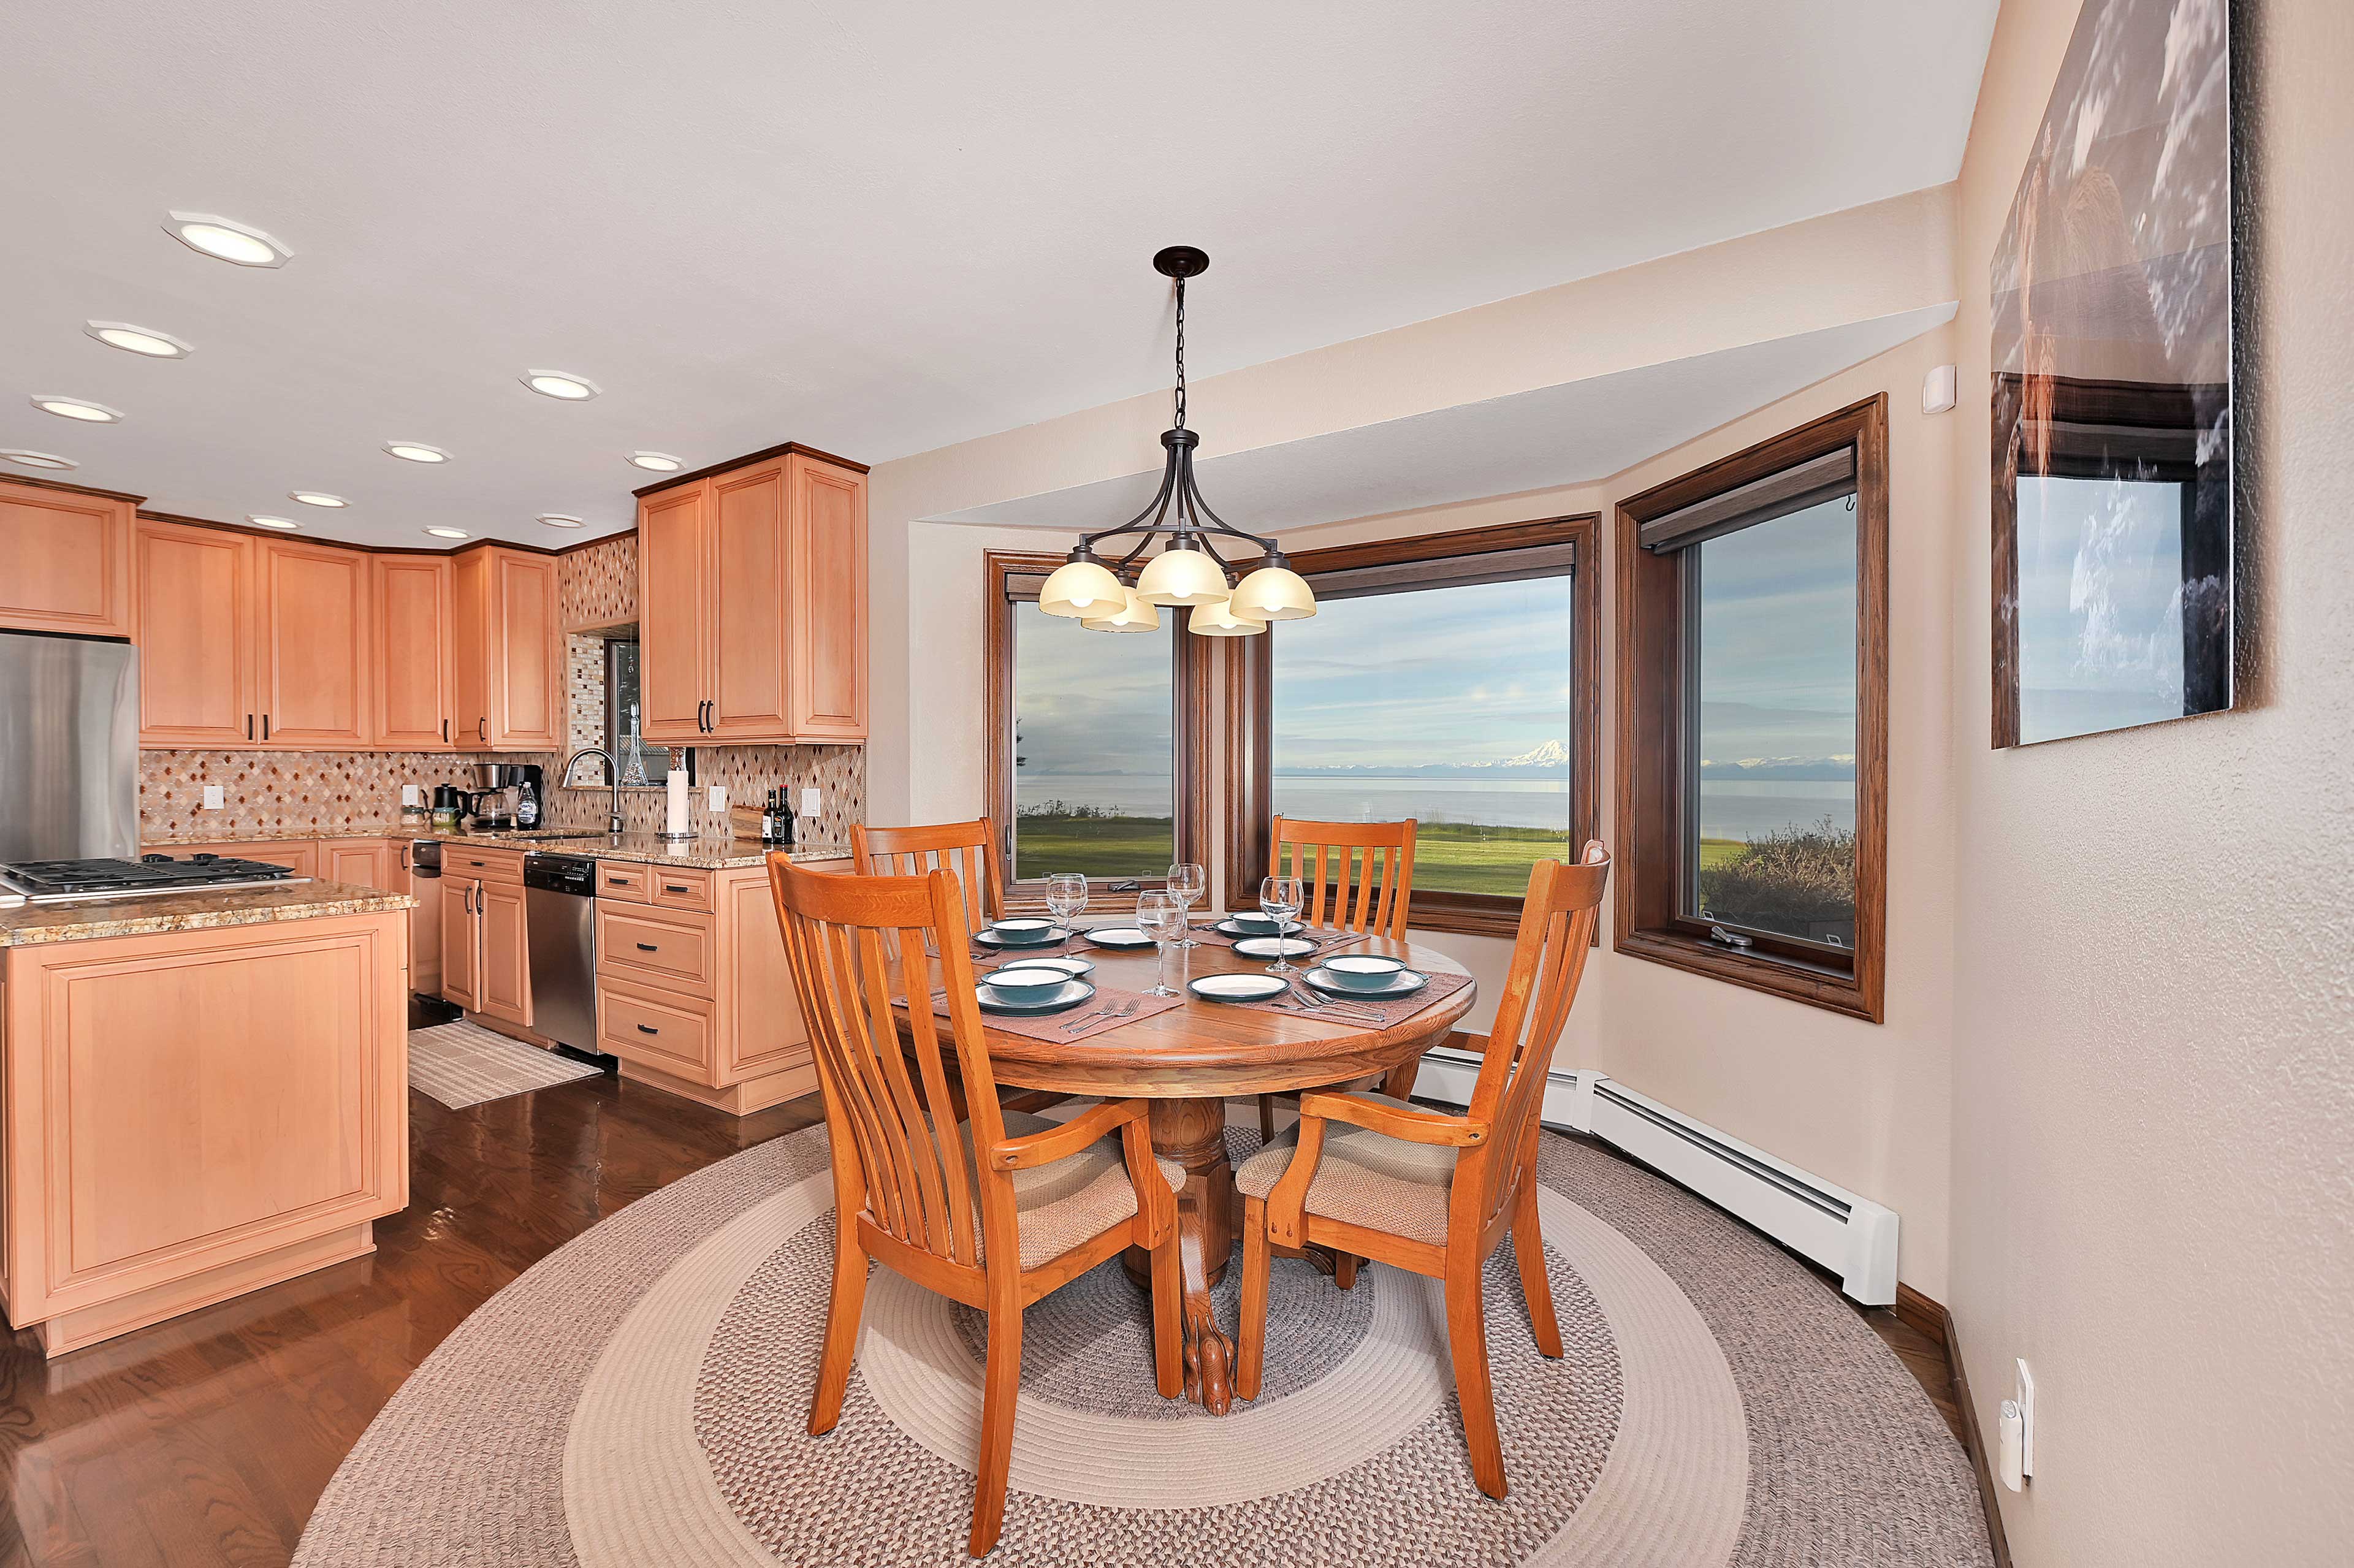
[135,531,867,846]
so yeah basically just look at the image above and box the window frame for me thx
[1615,395,1888,1022]
[601,636,670,785]
[1223,514,1602,940]
[985,548,1211,911]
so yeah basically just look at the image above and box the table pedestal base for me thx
[1121,1098,1237,1413]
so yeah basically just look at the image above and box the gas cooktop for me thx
[0,853,311,905]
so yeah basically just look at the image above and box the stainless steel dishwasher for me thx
[522,853,601,1054]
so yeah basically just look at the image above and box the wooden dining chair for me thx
[1257,815,1420,1140]
[769,858,1186,1556]
[1232,841,1609,1501]
[852,816,1005,937]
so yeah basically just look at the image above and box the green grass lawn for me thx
[1011,815,1756,899]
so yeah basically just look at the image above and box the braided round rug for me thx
[294,1114,1992,1567]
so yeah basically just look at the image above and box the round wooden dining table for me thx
[948,929,1476,1415]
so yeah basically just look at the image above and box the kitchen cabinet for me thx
[593,856,843,1114]
[323,839,394,889]
[0,909,408,1356]
[633,446,867,744]
[134,520,374,750]
[439,847,528,1026]
[451,546,560,751]
[136,520,257,745]
[373,555,455,749]
[0,478,135,639]
[396,840,441,995]
[257,539,371,747]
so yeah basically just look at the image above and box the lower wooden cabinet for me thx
[322,839,394,889]
[593,858,842,1114]
[441,878,480,1010]
[396,840,441,996]
[0,910,409,1356]
[438,848,528,1026]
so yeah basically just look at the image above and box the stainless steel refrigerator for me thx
[0,631,140,864]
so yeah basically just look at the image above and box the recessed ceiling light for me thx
[522,369,600,401]
[384,441,451,463]
[288,491,349,508]
[627,451,684,472]
[0,450,77,470]
[31,395,122,423]
[424,527,470,539]
[247,515,301,531]
[85,321,192,358]
[163,211,291,268]
[536,514,585,528]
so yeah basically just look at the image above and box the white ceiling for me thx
[0,1,1996,549]
[933,304,1958,535]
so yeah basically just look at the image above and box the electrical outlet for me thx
[2015,1359,2036,1478]
[202,785,224,811]
[800,786,821,817]
[707,785,726,812]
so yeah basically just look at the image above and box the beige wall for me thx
[1945,1,2354,1563]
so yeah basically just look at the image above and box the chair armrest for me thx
[989,1098,1150,1170]
[1297,1091,1488,1147]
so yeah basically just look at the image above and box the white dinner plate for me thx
[999,954,1094,978]
[975,977,1098,1016]
[1233,935,1318,959]
[1187,972,1289,1003]
[1084,926,1158,950]
[1302,965,1429,1000]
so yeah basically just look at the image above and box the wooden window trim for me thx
[1614,395,1888,1022]
[1222,515,1602,940]
[984,549,1211,913]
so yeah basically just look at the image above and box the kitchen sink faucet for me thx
[560,748,625,835]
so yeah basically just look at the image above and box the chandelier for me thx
[1037,247,1317,636]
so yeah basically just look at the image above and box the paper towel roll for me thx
[666,769,690,837]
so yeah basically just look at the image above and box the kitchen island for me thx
[1,879,414,1356]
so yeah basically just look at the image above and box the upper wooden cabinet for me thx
[634,447,867,745]
[450,545,560,752]
[257,539,371,747]
[373,554,455,749]
[0,478,135,639]
[137,520,258,746]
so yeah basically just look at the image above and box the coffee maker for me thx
[463,763,544,831]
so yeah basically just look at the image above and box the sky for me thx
[1694,495,1858,767]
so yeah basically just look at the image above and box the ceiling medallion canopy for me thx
[1038,248,1316,636]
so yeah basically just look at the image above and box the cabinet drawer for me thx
[598,978,714,1077]
[596,904,714,992]
[449,849,525,885]
[596,862,652,902]
[649,866,713,911]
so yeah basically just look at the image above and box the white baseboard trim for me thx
[1411,1048,1897,1305]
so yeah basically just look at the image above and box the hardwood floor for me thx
[0,1083,1971,1566]
[0,1065,821,1567]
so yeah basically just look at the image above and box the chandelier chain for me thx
[1173,277,1187,429]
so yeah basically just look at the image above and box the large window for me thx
[604,638,671,784]
[1618,397,1887,1021]
[1228,517,1599,937]
[987,552,1208,899]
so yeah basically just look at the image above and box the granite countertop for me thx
[139,824,851,871]
[0,879,417,949]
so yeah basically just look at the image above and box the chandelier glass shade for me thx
[1051,247,1316,637]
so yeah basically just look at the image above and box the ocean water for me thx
[1016,774,1854,842]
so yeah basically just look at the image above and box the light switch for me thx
[202,785,224,810]
[800,787,821,817]
[707,785,726,812]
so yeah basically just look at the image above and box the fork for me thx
[1284,981,1381,1024]
[1061,998,1138,1033]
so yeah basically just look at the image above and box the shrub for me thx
[1697,816,1856,932]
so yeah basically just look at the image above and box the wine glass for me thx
[1043,872,1088,957]
[1259,875,1305,975]
[1166,862,1206,948]
[1137,890,1184,997]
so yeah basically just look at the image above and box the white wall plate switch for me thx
[707,785,726,812]
[202,785,224,810]
[800,787,821,817]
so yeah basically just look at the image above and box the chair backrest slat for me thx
[769,857,1005,1271]
[1460,843,1609,1226]
[852,818,1005,937]
[1270,816,1417,939]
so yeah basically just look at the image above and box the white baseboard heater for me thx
[1413,1049,1898,1306]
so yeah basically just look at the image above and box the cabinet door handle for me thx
[246,714,254,740]
[663,883,690,893]
[636,942,659,952]
[478,717,487,742]
[443,718,450,742]
[636,1023,660,1035]
[262,714,271,740]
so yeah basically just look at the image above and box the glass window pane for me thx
[1011,603,1174,880]
[606,639,668,784]
[1271,574,1575,898]
[2015,474,2189,745]
[1687,494,1857,946]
